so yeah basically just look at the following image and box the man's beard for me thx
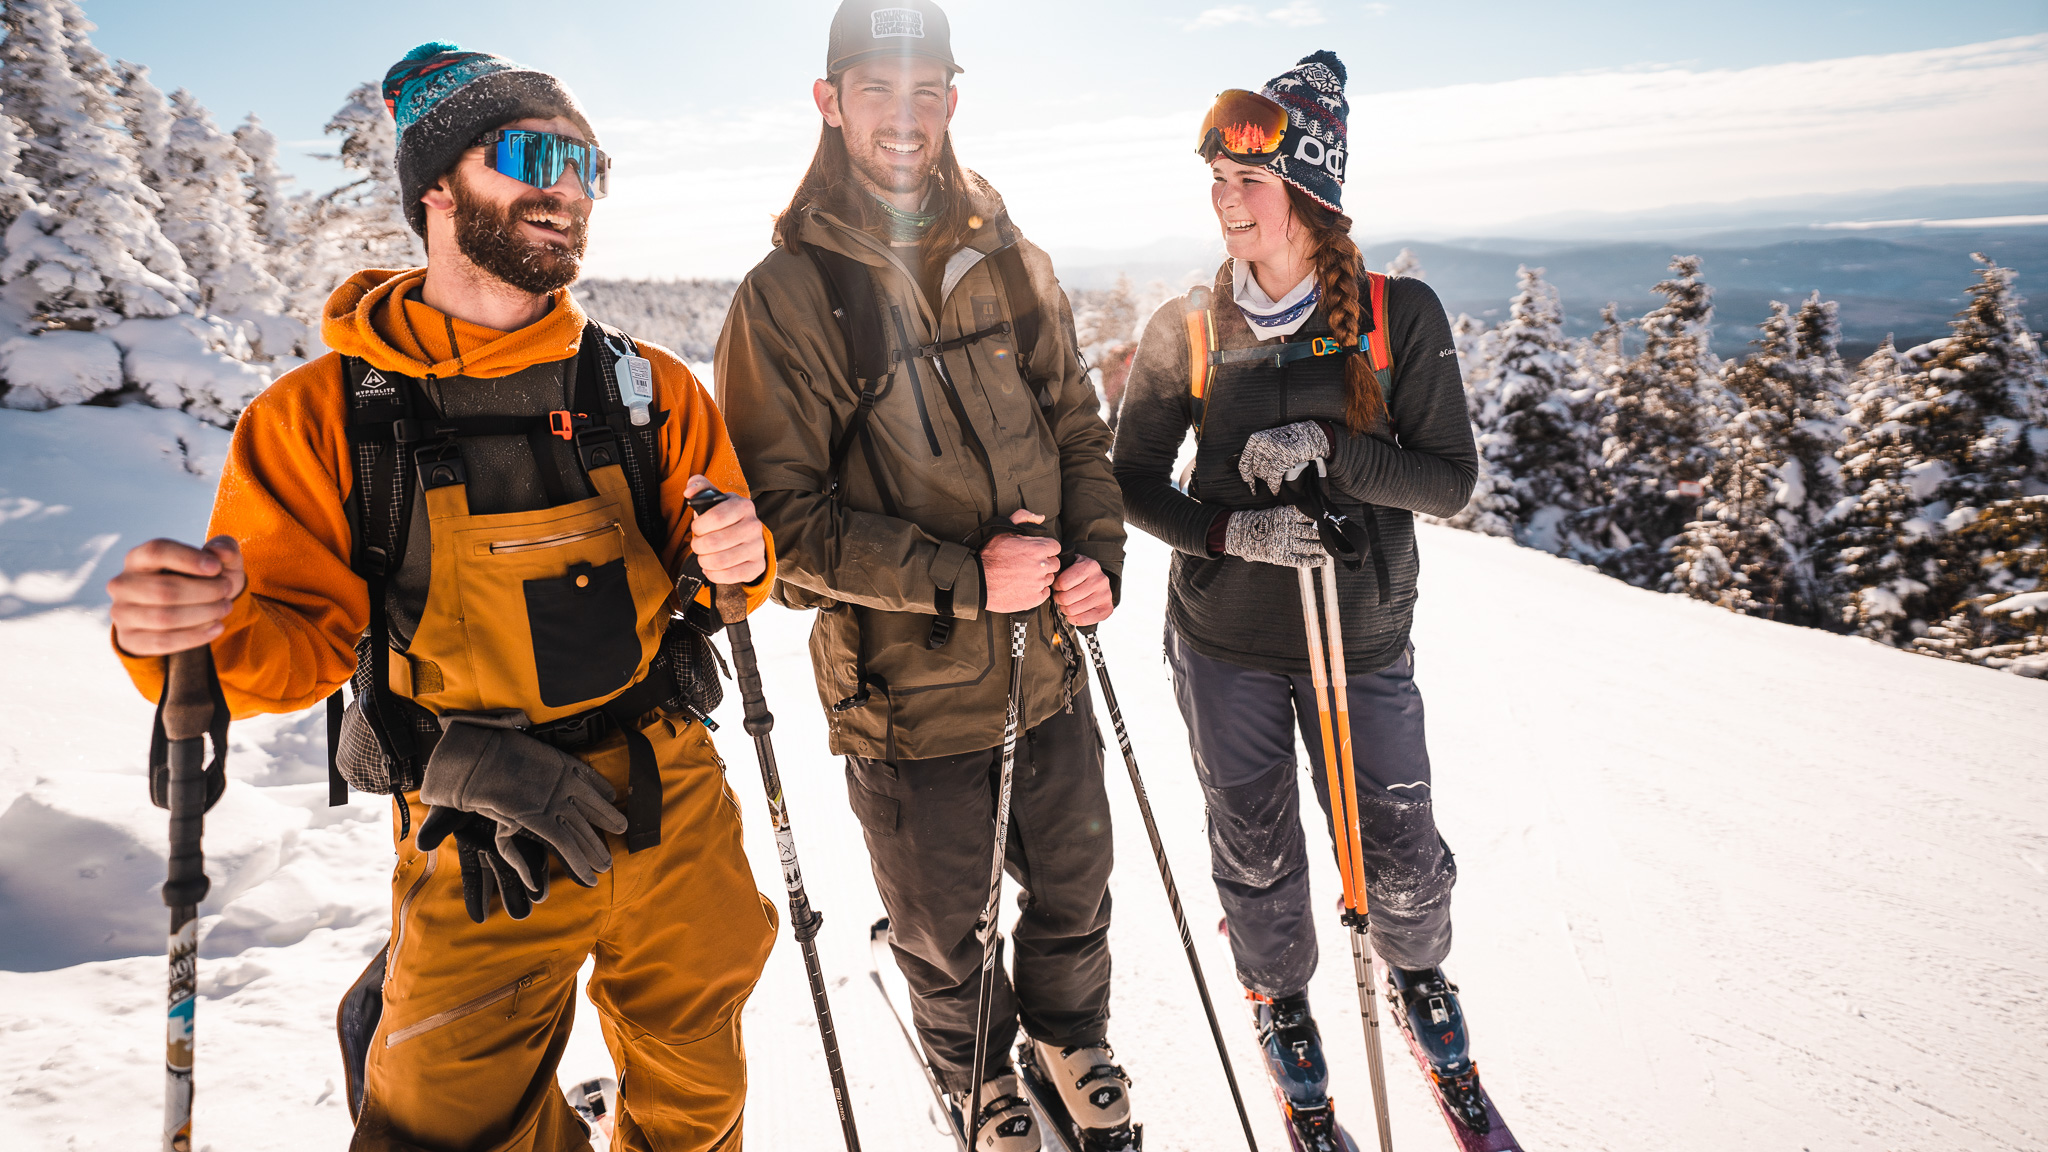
[448,170,588,295]
[846,128,935,198]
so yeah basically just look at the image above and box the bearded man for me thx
[106,43,778,1151]
[715,4,1134,1150]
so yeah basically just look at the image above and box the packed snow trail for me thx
[0,405,2043,1150]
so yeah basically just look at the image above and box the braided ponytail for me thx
[1287,184,1383,432]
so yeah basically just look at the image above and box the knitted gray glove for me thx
[1239,421,1331,495]
[1222,505,1327,568]
[421,710,629,889]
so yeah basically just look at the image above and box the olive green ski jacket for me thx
[715,180,1125,761]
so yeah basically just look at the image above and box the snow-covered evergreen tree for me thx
[1477,266,1597,553]
[232,114,298,257]
[0,0,194,330]
[1673,296,1850,621]
[0,111,34,232]
[114,61,172,193]
[1385,247,1425,281]
[152,89,286,320]
[1581,256,1724,585]
[288,82,422,319]
[1825,257,2048,645]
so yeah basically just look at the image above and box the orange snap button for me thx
[576,575,590,588]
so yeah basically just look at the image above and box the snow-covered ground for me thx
[1,404,2043,1151]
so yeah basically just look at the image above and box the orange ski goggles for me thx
[1196,88,1290,166]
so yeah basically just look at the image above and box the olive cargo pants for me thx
[351,716,777,1152]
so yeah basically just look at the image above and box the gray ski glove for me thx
[1239,421,1331,495]
[420,710,629,890]
[1222,505,1327,568]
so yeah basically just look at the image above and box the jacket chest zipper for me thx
[487,520,620,554]
[384,969,543,1048]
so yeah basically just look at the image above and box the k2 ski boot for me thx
[1252,990,1345,1152]
[970,1071,1041,1152]
[1383,966,1491,1133]
[1023,1037,1141,1151]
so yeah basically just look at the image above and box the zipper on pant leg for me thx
[385,843,437,985]
[383,969,545,1048]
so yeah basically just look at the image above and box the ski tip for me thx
[870,916,891,939]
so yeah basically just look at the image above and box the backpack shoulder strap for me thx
[1363,270,1394,398]
[335,354,422,814]
[1182,285,1218,440]
[988,243,1044,396]
[573,320,666,550]
[801,242,896,502]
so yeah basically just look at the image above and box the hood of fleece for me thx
[320,268,587,379]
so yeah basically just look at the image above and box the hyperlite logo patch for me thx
[353,368,396,403]
[871,7,924,38]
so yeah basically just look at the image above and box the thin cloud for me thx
[1185,5,1260,30]
[1184,2,1327,32]
[1269,1,1328,26]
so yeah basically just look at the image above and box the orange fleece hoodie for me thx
[118,268,774,717]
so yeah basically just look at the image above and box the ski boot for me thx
[1383,965,1491,1133]
[969,1071,1040,1152]
[565,1076,618,1146]
[1024,1037,1141,1151]
[1252,990,1344,1152]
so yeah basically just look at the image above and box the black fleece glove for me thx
[415,806,551,924]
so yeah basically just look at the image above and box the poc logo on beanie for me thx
[872,8,926,37]
[1294,136,1346,180]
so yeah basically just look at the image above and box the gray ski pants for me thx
[846,683,1114,1094]
[1166,625,1455,996]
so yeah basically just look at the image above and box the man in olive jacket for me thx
[715,3,1130,1147]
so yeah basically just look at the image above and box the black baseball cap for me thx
[826,0,962,76]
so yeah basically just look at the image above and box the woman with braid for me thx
[1111,51,1486,1143]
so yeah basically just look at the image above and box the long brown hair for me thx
[771,76,981,262]
[1286,183,1384,432]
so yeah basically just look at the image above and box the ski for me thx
[1378,963,1524,1152]
[1258,1060,1358,1152]
[869,917,972,1151]
[1014,1042,1142,1152]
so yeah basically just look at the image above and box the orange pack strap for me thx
[1365,270,1392,374]
[1183,286,1218,436]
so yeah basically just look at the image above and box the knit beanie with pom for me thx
[1257,50,1349,213]
[381,42,597,236]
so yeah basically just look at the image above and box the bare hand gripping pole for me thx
[687,486,862,1152]
[1073,621,1261,1152]
[157,645,222,1152]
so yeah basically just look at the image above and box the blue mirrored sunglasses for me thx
[474,129,610,199]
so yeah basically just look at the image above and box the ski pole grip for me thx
[161,647,217,743]
[684,483,756,626]
[161,647,216,909]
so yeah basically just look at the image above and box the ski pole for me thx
[969,614,1030,1137]
[688,486,862,1152]
[1071,621,1261,1152]
[1299,564,1396,1152]
[158,645,220,1152]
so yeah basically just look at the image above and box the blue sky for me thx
[75,1,2048,277]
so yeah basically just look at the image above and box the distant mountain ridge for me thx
[1046,183,2048,359]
